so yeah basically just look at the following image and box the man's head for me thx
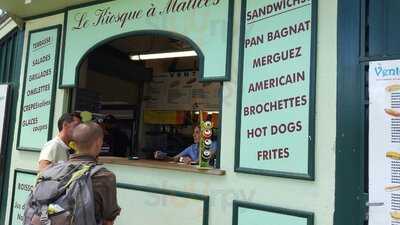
[193,125,200,144]
[72,122,104,157]
[58,112,81,140]
[103,114,117,130]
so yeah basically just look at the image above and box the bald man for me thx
[70,122,121,225]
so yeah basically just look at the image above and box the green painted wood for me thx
[0,28,24,225]
[335,0,366,225]
[59,0,234,87]
[232,200,314,225]
[116,183,210,225]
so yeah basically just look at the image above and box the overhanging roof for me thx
[0,0,97,20]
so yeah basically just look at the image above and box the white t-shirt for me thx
[38,136,70,163]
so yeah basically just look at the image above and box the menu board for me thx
[369,60,400,225]
[143,71,220,111]
[17,26,61,151]
[235,0,316,179]
[0,84,9,155]
[9,170,37,225]
[233,201,313,225]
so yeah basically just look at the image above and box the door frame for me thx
[335,0,367,225]
[0,28,24,224]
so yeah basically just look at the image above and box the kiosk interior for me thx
[72,35,221,166]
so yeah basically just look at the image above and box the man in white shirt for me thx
[38,112,81,172]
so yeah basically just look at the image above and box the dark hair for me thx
[57,112,81,131]
[103,114,117,124]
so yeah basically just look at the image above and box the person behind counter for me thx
[98,114,129,157]
[154,124,217,165]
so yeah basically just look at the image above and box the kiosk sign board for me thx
[62,0,234,87]
[17,26,61,151]
[235,0,316,179]
[369,60,400,225]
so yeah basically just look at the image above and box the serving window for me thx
[72,34,222,169]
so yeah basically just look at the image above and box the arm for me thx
[175,145,192,158]
[38,142,57,172]
[154,146,190,162]
[154,151,178,161]
[174,145,196,164]
[154,145,195,163]
[38,160,51,172]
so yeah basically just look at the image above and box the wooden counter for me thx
[98,156,226,176]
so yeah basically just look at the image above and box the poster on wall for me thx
[235,0,317,179]
[143,71,220,111]
[17,25,61,151]
[9,170,37,225]
[233,201,313,225]
[368,60,400,225]
[0,84,10,155]
[61,0,234,87]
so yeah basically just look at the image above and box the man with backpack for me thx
[24,122,121,225]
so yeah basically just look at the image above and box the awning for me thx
[0,0,96,20]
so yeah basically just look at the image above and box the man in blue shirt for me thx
[154,125,217,164]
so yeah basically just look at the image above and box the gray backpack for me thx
[23,162,103,225]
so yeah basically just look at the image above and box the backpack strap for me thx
[63,164,92,189]
[40,205,50,225]
[60,163,104,186]
[89,164,105,177]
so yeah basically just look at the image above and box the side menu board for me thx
[17,25,61,151]
[9,170,37,225]
[235,0,317,179]
[233,201,313,225]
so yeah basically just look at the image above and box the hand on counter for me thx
[154,151,199,165]
[178,156,192,164]
[154,151,167,160]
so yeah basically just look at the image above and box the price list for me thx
[17,26,61,151]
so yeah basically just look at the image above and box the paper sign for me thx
[369,60,400,225]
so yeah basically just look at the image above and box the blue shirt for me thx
[176,142,218,161]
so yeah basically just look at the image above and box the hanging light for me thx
[129,50,197,61]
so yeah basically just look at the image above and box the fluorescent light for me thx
[194,111,220,115]
[130,50,197,61]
